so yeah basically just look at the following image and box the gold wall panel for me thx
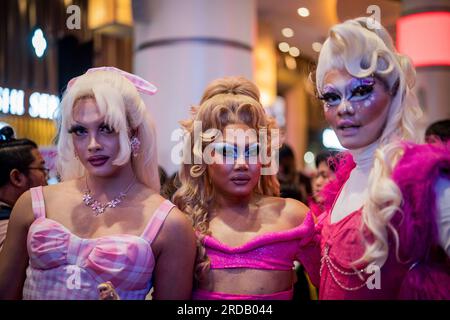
[0,115,56,147]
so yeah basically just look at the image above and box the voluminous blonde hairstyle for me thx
[316,17,423,268]
[173,76,280,279]
[56,70,160,191]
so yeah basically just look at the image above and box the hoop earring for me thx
[130,136,141,157]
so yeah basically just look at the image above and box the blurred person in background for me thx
[425,119,450,144]
[277,143,318,300]
[0,125,48,250]
[309,151,339,217]
[277,144,312,204]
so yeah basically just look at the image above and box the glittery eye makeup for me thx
[348,77,375,102]
[213,142,260,160]
[319,76,376,107]
[318,85,342,107]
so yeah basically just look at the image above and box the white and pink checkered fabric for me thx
[22,186,174,300]
[67,66,157,96]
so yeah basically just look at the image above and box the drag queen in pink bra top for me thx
[173,76,320,300]
[312,17,450,299]
[0,67,196,299]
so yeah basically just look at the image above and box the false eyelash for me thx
[99,124,115,132]
[349,84,375,98]
[68,125,85,134]
[317,92,341,101]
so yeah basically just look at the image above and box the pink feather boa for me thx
[318,142,450,299]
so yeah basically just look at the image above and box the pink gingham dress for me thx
[22,186,175,300]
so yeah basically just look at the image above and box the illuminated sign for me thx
[29,92,59,119]
[0,87,25,116]
[397,12,450,67]
[32,28,47,58]
[0,86,59,119]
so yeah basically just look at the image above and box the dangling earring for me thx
[130,136,141,157]
[74,151,79,160]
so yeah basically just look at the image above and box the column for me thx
[285,80,309,171]
[133,0,256,174]
[399,0,450,127]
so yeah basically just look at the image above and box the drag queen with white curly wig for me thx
[312,17,449,299]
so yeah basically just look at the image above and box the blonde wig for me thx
[315,17,423,268]
[173,76,280,279]
[56,70,160,191]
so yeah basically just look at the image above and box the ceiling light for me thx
[281,28,294,38]
[278,42,290,53]
[304,151,315,164]
[312,42,322,52]
[289,46,300,57]
[297,7,310,18]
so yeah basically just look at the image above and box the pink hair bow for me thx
[67,66,157,95]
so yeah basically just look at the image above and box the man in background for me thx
[0,125,48,250]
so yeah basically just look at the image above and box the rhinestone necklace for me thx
[82,176,136,216]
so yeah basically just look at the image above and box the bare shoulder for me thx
[39,180,81,211]
[283,197,310,223]
[161,205,194,239]
[12,181,77,227]
[261,196,310,226]
[10,190,35,230]
[150,198,196,254]
[42,179,78,195]
[143,193,194,238]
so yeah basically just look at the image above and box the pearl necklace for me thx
[82,176,136,216]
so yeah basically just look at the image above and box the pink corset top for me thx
[202,212,317,271]
[23,186,175,300]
